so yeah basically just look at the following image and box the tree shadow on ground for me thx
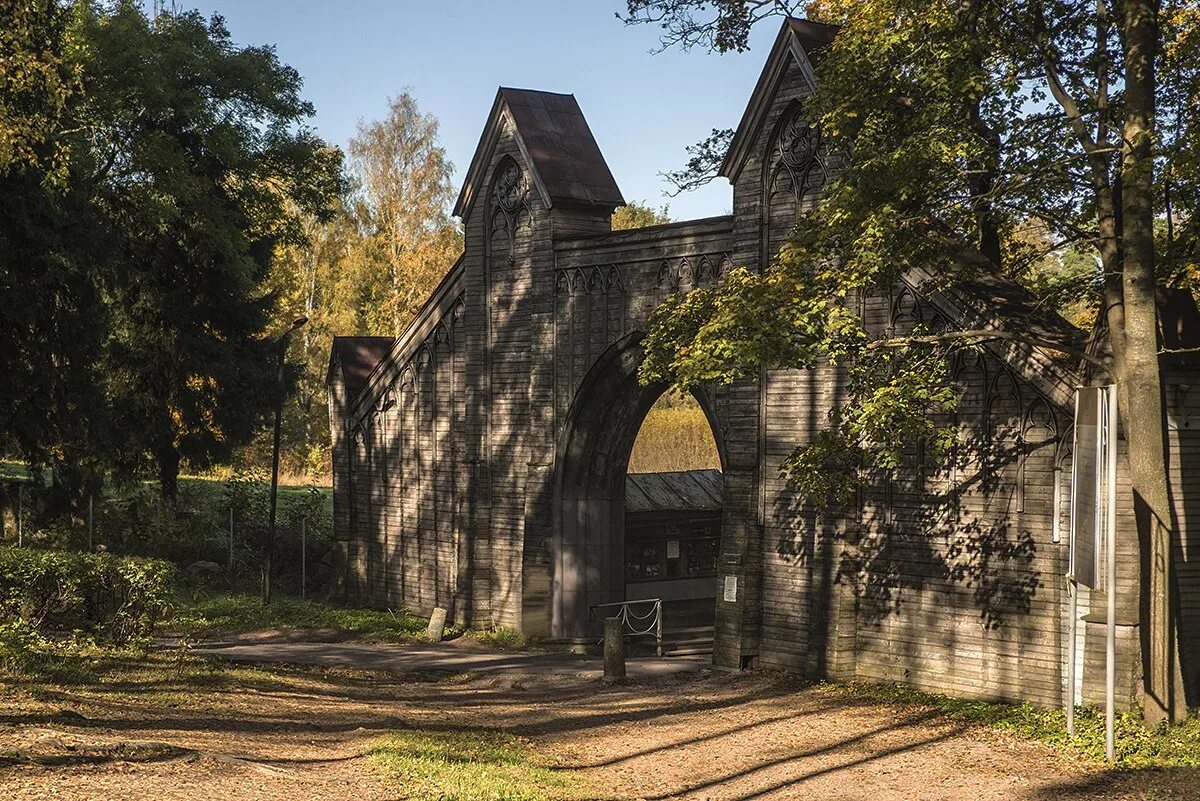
[1021,767,1200,799]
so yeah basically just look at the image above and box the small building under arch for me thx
[624,469,723,642]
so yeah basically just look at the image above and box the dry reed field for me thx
[629,397,721,474]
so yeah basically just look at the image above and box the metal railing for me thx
[588,598,663,657]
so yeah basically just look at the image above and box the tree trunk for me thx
[156,442,180,504]
[1119,0,1187,725]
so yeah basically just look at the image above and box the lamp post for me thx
[263,315,307,605]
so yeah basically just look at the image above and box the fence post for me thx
[603,617,626,684]
[656,600,663,657]
[228,506,234,576]
[301,519,307,600]
[88,494,94,551]
[17,484,23,547]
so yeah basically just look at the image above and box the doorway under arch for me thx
[550,332,727,640]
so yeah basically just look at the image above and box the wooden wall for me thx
[327,25,1196,713]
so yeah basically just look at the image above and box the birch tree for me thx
[348,92,461,333]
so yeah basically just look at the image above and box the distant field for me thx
[629,404,721,473]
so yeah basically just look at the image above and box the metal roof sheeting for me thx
[499,88,625,209]
[329,336,395,396]
[625,469,723,513]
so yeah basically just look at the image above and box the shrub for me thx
[0,547,176,645]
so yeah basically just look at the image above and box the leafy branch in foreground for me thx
[637,0,1200,723]
[619,0,805,53]
[661,127,733,196]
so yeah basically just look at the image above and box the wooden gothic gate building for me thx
[328,19,1200,710]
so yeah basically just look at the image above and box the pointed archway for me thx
[550,332,726,640]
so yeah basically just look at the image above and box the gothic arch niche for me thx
[549,332,728,640]
[487,154,532,260]
[763,102,827,262]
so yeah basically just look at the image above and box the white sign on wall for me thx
[723,575,738,603]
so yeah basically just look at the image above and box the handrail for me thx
[588,598,663,657]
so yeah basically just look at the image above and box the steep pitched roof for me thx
[453,88,624,219]
[328,337,395,397]
[720,17,839,182]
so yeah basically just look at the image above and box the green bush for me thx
[0,547,176,645]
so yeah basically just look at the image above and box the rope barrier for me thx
[588,599,663,656]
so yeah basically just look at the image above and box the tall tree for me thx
[70,2,342,500]
[266,201,370,475]
[630,0,1198,723]
[0,0,110,509]
[348,92,461,333]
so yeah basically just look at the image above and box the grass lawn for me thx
[371,729,585,801]
[175,592,528,650]
[827,679,1200,770]
[177,592,428,642]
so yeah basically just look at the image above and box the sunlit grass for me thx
[177,593,427,642]
[825,680,1200,769]
[629,405,721,474]
[370,728,589,801]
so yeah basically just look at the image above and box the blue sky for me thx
[187,1,782,221]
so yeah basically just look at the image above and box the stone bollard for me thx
[603,616,626,684]
[427,607,448,642]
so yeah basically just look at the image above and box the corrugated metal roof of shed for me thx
[625,469,723,513]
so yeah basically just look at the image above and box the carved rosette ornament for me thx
[489,156,531,258]
[771,108,826,208]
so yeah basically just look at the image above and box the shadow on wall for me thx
[1172,380,1200,707]
[774,370,1057,637]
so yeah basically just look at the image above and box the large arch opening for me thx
[624,391,723,645]
[551,332,726,641]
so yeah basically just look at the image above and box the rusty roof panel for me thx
[499,88,624,209]
[330,336,395,397]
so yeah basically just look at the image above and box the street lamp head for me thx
[291,316,308,330]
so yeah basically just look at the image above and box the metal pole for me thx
[228,506,234,576]
[1105,385,1118,762]
[263,317,306,605]
[87,494,94,551]
[263,375,283,605]
[301,519,307,600]
[17,485,23,547]
[1067,580,1078,734]
[1066,389,1081,735]
[655,599,663,657]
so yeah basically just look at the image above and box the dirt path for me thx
[0,655,1193,800]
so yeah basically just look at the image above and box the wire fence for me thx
[0,471,333,598]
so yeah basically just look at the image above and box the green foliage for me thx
[636,0,1200,506]
[611,200,671,230]
[74,2,344,495]
[0,0,77,179]
[179,593,425,641]
[0,547,176,647]
[464,627,526,650]
[620,0,805,52]
[370,728,583,801]
[828,680,1200,769]
[1,1,343,501]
